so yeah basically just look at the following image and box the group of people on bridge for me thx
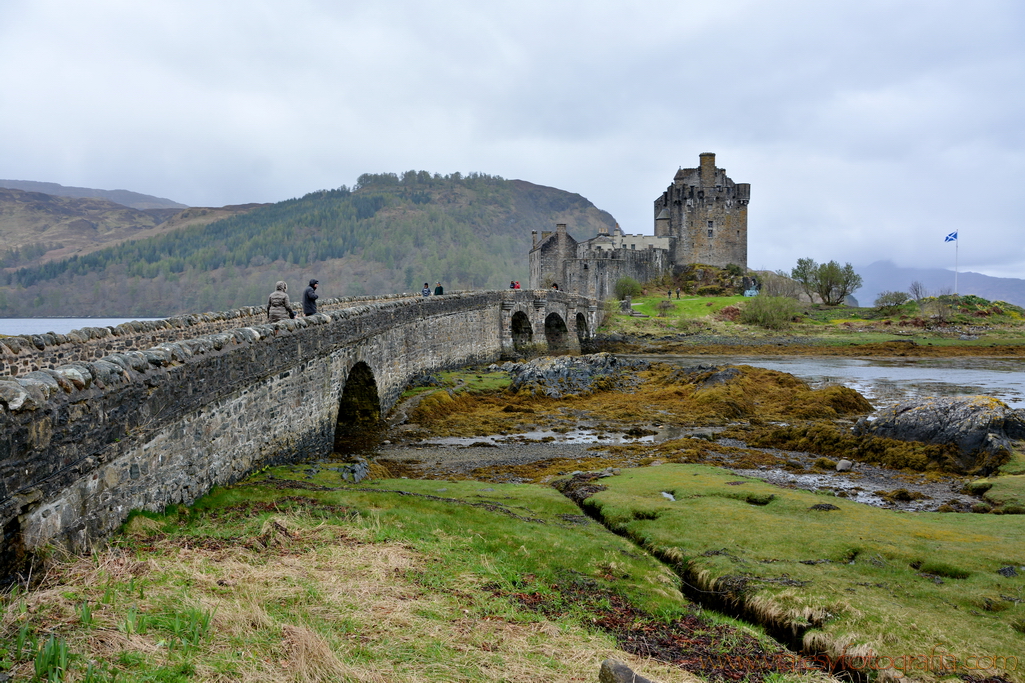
[421,282,444,297]
[268,278,458,321]
[266,279,319,323]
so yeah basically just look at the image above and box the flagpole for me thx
[944,231,959,293]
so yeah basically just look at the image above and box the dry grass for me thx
[2,513,701,683]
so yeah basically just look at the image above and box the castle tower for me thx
[654,153,749,269]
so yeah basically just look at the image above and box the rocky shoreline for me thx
[366,351,1024,513]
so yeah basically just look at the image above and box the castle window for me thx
[630,244,636,249]
[708,229,714,237]
[707,220,714,228]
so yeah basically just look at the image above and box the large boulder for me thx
[855,396,1025,474]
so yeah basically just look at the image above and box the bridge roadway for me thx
[0,289,602,576]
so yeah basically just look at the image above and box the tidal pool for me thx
[628,354,1025,409]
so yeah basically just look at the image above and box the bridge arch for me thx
[544,312,569,351]
[575,312,589,343]
[511,311,534,350]
[334,361,382,451]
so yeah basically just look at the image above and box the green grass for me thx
[4,468,777,683]
[400,368,513,400]
[580,464,1025,680]
[977,474,1025,513]
[628,294,747,319]
[599,293,1025,347]
[7,457,1025,681]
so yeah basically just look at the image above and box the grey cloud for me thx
[1,0,1023,275]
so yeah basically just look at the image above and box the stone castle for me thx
[528,153,750,299]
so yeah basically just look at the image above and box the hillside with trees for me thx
[0,172,616,317]
[0,179,187,210]
[0,187,267,272]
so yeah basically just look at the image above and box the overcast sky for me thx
[1,0,1022,276]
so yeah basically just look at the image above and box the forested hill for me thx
[0,172,616,317]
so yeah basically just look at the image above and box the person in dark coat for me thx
[433,281,444,296]
[267,281,294,322]
[302,279,319,315]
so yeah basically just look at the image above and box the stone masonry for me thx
[0,289,601,578]
[529,153,750,297]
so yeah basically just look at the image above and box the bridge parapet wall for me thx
[0,290,597,576]
[0,292,436,378]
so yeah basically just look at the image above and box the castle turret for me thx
[699,152,716,187]
[654,208,670,237]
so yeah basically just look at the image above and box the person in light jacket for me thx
[267,281,294,322]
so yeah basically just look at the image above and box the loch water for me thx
[0,318,164,337]
[628,353,1025,409]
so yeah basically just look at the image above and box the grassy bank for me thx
[601,293,1025,354]
[0,470,831,683]
[571,464,1025,681]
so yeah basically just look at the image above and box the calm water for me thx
[0,318,164,337]
[629,353,1025,409]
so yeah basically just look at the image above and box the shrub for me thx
[716,305,741,322]
[614,277,642,299]
[655,299,676,317]
[739,296,800,330]
[696,285,725,296]
[724,263,744,277]
[874,290,910,311]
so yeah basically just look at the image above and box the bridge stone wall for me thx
[0,290,601,577]
[0,292,432,378]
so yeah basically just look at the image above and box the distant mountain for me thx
[0,179,186,210]
[0,172,616,317]
[0,187,266,270]
[857,260,1025,307]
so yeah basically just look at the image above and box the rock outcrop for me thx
[496,352,647,398]
[855,396,1025,474]
[599,658,659,683]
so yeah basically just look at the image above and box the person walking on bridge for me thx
[266,281,295,322]
[433,281,444,296]
[421,282,431,297]
[302,279,319,315]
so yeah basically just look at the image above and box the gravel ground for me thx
[375,434,979,512]
[377,441,597,478]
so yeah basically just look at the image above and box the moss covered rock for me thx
[855,396,1025,474]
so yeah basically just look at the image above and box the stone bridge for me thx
[0,289,602,576]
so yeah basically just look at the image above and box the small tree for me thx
[814,261,862,305]
[908,281,927,303]
[790,258,817,301]
[614,277,642,299]
[874,290,910,313]
[791,258,863,305]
